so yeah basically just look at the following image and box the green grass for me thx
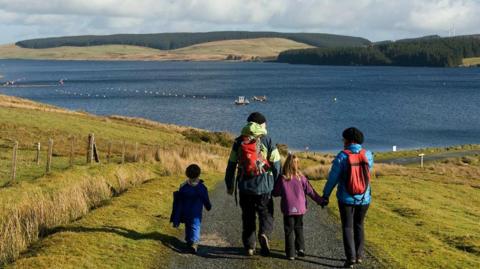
[7,172,222,268]
[310,156,480,268]
[0,95,229,265]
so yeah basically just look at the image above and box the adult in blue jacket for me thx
[322,127,373,268]
[225,112,281,256]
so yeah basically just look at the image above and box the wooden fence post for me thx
[121,141,126,164]
[35,142,41,165]
[155,145,161,162]
[107,141,112,163]
[11,141,18,183]
[69,136,75,167]
[46,138,53,174]
[87,133,94,164]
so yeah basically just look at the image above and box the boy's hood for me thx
[241,122,267,137]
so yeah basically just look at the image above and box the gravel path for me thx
[167,183,381,269]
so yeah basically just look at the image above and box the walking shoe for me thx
[190,243,198,254]
[356,258,363,264]
[297,249,305,257]
[258,234,271,256]
[288,256,295,261]
[246,248,255,256]
[343,260,355,268]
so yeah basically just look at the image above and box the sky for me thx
[0,0,479,44]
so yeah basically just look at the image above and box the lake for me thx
[1,59,479,152]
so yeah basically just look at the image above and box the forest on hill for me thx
[15,31,370,50]
[277,35,480,67]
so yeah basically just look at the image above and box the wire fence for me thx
[0,132,217,187]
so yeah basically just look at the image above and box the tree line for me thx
[278,35,480,67]
[16,31,370,50]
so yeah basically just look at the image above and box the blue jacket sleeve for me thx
[322,152,345,199]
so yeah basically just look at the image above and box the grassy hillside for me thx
[15,31,370,50]
[302,152,480,268]
[0,38,313,61]
[0,94,230,265]
[279,35,480,67]
[462,57,480,67]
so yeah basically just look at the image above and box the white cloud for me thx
[0,0,479,44]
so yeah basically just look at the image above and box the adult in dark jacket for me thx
[225,112,281,256]
[322,127,373,268]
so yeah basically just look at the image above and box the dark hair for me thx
[186,164,201,179]
[247,112,266,124]
[342,127,364,144]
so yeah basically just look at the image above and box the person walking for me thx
[225,112,281,256]
[170,164,212,254]
[272,153,324,260]
[321,127,373,268]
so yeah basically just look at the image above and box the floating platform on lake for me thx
[235,96,250,105]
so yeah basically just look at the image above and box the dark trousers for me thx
[338,202,369,261]
[239,193,274,249]
[283,215,305,258]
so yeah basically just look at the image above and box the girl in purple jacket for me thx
[272,153,323,260]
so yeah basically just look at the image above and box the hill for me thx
[14,31,371,50]
[0,93,230,265]
[278,35,480,67]
[0,38,313,61]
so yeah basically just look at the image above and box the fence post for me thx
[46,138,53,174]
[69,136,75,167]
[35,142,41,165]
[87,133,94,164]
[134,142,138,162]
[155,145,161,162]
[11,141,18,183]
[121,141,126,164]
[107,141,112,163]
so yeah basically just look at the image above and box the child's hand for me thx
[318,197,329,208]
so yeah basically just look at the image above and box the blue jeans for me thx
[185,218,202,244]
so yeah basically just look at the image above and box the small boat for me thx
[235,96,250,105]
[253,95,267,102]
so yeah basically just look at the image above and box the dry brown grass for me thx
[0,142,227,265]
[0,165,153,264]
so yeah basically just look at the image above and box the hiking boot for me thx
[246,248,255,256]
[343,260,355,268]
[259,234,270,256]
[190,243,198,254]
[297,249,305,257]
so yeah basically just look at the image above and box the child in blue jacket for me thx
[170,164,212,253]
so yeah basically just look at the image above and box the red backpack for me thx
[238,136,270,178]
[343,149,370,195]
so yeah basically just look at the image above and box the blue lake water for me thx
[1,59,479,152]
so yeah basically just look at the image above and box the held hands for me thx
[318,197,329,208]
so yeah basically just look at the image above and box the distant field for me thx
[462,57,480,66]
[0,38,313,61]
